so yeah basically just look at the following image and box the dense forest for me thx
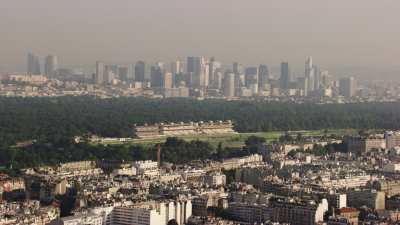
[1,96,400,146]
[2,96,395,172]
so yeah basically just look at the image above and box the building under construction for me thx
[133,120,235,139]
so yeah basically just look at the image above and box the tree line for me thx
[1,96,400,147]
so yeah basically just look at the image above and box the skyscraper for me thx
[320,71,331,88]
[163,72,173,89]
[135,61,146,82]
[118,66,129,82]
[223,72,235,98]
[244,67,258,88]
[232,62,244,75]
[258,64,269,91]
[104,65,115,84]
[305,56,315,94]
[297,77,309,96]
[313,66,321,91]
[187,56,207,88]
[171,60,183,75]
[27,52,41,75]
[95,61,105,84]
[44,55,58,78]
[208,57,221,87]
[339,76,357,98]
[280,62,290,90]
[214,71,223,89]
[305,56,313,74]
[150,62,164,88]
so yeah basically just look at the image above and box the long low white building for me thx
[56,200,192,225]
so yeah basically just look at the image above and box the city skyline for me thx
[13,52,392,83]
[8,51,360,100]
[2,1,400,225]
[23,52,337,81]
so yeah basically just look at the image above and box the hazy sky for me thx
[1,0,399,73]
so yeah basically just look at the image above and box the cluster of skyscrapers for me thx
[27,52,58,78]
[94,56,357,99]
[24,53,357,99]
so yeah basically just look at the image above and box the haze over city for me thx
[1,0,400,77]
[4,1,400,225]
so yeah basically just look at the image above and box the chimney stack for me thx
[157,144,161,168]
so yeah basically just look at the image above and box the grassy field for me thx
[96,129,359,148]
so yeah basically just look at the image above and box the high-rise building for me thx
[234,73,245,89]
[213,71,223,89]
[244,67,258,88]
[104,65,116,84]
[187,56,208,88]
[171,60,183,75]
[135,61,146,82]
[305,56,313,74]
[109,65,119,76]
[320,70,331,88]
[339,76,357,98]
[44,55,58,78]
[163,72,173,89]
[233,62,244,75]
[297,77,309,96]
[27,52,41,75]
[95,61,105,84]
[258,64,269,91]
[223,72,235,98]
[208,57,221,87]
[305,57,315,94]
[280,62,290,90]
[150,62,164,88]
[118,66,130,82]
[313,66,321,90]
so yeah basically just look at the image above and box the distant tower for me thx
[232,62,243,75]
[339,76,357,98]
[208,57,221,88]
[44,55,58,78]
[305,56,313,73]
[258,64,269,91]
[163,72,173,89]
[150,62,164,88]
[244,67,259,88]
[280,62,290,90]
[305,56,315,94]
[27,52,41,75]
[208,57,216,85]
[223,72,235,98]
[134,61,146,82]
[313,66,321,90]
[187,56,208,88]
[104,65,115,84]
[95,61,105,84]
[118,66,130,82]
[320,71,331,88]
[171,60,182,75]
[297,77,309,96]
[214,71,223,89]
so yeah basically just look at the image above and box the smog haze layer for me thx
[1,0,399,78]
